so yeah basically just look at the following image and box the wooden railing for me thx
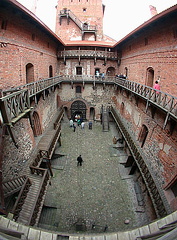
[3,175,27,198]
[12,177,32,221]
[28,167,50,226]
[54,106,64,130]
[115,78,177,124]
[110,106,172,218]
[57,50,117,60]
[40,123,61,159]
[1,76,176,131]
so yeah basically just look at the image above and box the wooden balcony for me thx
[57,50,118,63]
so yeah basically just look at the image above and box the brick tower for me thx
[55,0,105,41]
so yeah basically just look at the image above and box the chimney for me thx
[149,5,158,17]
[31,0,38,14]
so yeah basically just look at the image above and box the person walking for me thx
[77,155,83,166]
[73,123,76,132]
[81,121,85,129]
[153,80,160,92]
[69,119,73,127]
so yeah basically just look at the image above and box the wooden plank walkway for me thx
[1,211,177,239]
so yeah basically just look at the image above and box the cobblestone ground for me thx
[41,118,148,233]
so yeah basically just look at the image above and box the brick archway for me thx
[71,100,86,120]
[146,67,154,87]
[32,111,42,136]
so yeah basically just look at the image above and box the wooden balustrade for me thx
[57,50,117,60]
[3,175,27,198]
[12,178,32,221]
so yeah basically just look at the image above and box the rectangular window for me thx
[1,20,7,30]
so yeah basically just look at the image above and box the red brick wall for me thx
[0,5,59,90]
[117,12,177,96]
[55,0,104,40]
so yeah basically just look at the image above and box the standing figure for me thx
[77,155,83,166]
[73,123,76,132]
[81,122,85,129]
[153,81,160,92]
[69,119,73,127]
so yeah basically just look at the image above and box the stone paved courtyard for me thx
[39,118,148,233]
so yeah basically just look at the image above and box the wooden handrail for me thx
[12,177,32,221]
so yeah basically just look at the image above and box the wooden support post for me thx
[46,159,53,177]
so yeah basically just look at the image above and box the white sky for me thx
[17,0,177,41]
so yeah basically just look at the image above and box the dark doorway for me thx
[146,67,154,87]
[26,63,34,83]
[139,125,148,148]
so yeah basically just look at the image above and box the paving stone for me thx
[39,120,149,233]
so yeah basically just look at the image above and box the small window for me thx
[173,27,177,38]
[32,34,36,41]
[47,42,50,48]
[76,67,82,75]
[83,8,86,12]
[76,86,81,93]
[1,20,7,30]
[145,38,148,45]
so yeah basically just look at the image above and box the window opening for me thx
[76,86,82,93]
[76,67,82,75]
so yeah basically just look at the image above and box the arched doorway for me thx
[138,124,148,148]
[26,63,34,84]
[49,65,53,78]
[107,67,115,76]
[32,111,42,136]
[71,100,86,120]
[146,67,154,87]
[89,107,95,120]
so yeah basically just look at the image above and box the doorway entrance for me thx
[71,100,86,120]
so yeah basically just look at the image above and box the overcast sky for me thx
[17,0,177,41]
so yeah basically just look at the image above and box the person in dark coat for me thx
[77,155,83,166]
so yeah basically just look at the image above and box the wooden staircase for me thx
[16,174,42,225]
[12,167,50,226]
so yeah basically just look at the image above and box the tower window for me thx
[1,20,7,30]
[83,8,87,12]
[145,38,148,45]
[32,34,36,41]
[173,27,177,38]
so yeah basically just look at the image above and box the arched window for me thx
[49,65,53,78]
[146,67,154,87]
[26,63,34,84]
[32,111,42,136]
[106,67,115,76]
[138,124,148,148]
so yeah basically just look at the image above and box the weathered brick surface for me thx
[117,12,177,96]
[0,4,59,90]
